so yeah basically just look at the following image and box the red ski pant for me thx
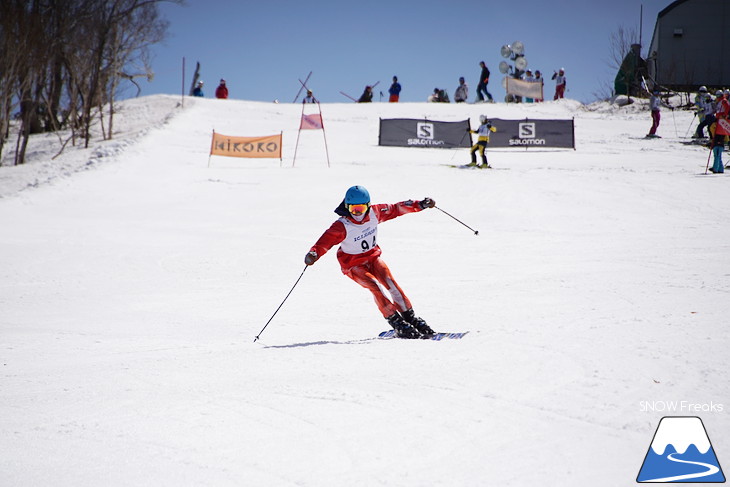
[649,109,660,135]
[345,257,412,318]
[554,84,565,100]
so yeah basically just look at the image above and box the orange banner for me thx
[210,132,282,159]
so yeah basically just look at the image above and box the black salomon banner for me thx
[488,118,575,149]
[379,119,472,149]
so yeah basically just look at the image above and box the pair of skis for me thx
[378,330,468,341]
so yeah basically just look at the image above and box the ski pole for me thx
[435,206,479,235]
[449,130,470,163]
[254,265,308,342]
[705,144,713,175]
[684,112,697,138]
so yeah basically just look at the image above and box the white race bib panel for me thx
[339,215,378,254]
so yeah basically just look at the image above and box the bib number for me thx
[361,235,376,251]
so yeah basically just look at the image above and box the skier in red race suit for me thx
[304,186,436,339]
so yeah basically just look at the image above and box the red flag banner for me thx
[717,118,730,136]
[300,113,324,130]
[210,132,282,159]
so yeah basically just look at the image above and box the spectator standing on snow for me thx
[358,85,373,103]
[454,77,468,103]
[429,88,449,103]
[192,81,204,97]
[476,61,493,102]
[647,89,673,138]
[388,76,401,102]
[694,86,714,139]
[710,90,729,173]
[303,90,318,103]
[524,70,535,103]
[215,79,228,99]
[534,70,544,102]
[304,185,437,339]
[552,68,566,100]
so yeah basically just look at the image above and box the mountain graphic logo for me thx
[637,416,725,483]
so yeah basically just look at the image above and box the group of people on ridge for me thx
[693,87,730,173]
[192,79,228,99]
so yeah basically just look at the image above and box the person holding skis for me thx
[358,86,373,103]
[192,80,204,97]
[467,115,497,168]
[304,186,436,339]
[303,90,317,104]
[647,89,672,138]
[388,76,401,103]
[552,68,566,100]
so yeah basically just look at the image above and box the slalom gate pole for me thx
[254,265,308,342]
[435,206,479,235]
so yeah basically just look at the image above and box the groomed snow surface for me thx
[1,95,728,486]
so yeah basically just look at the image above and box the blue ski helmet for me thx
[345,185,370,205]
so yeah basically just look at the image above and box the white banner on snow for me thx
[506,78,544,99]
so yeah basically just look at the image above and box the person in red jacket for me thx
[304,186,436,338]
[215,79,228,99]
[710,90,730,173]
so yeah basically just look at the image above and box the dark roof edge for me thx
[658,0,690,18]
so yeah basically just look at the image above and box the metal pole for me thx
[254,266,309,342]
[435,206,479,235]
[319,103,331,167]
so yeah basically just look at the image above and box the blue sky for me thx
[138,0,670,104]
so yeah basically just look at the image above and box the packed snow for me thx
[1,94,728,486]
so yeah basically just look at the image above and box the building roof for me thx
[657,0,691,18]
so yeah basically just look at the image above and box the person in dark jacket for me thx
[476,61,493,102]
[358,85,373,103]
[215,79,228,99]
[192,80,204,97]
[388,76,401,102]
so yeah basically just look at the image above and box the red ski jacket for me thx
[715,98,730,136]
[310,200,425,274]
[215,85,228,99]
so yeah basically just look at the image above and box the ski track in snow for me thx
[1,95,728,486]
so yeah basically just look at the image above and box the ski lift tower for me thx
[499,41,528,102]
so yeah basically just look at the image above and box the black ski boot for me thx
[386,313,420,339]
[401,309,435,338]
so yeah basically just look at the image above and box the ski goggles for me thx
[348,203,369,216]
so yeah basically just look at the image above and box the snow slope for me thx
[1,95,728,486]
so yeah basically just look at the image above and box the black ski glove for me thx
[304,251,318,265]
[419,197,435,209]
